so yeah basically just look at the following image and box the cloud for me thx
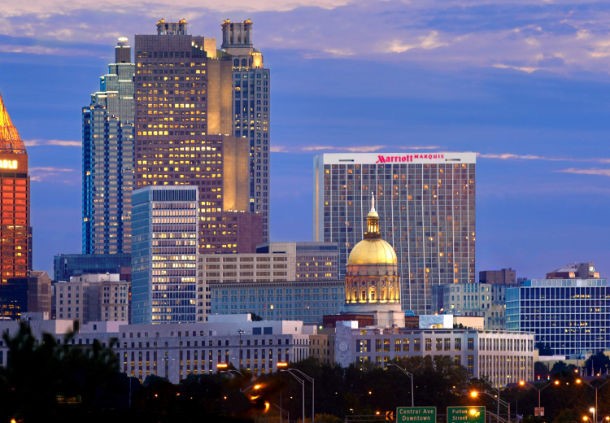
[493,63,538,74]
[558,168,610,177]
[5,1,610,76]
[478,153,563,161]
[321,48,354,57]
[24,139,81,147]
[301,145,385,153]
[397,145,443,151]
[270,145,288,153]
[0,0,351,17]
[30,166,76,182]
[384,31,448,54]
[479,153,610,164]
[48,140,81,147]
[272,145,446,153]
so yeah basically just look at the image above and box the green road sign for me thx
[396,406,437,423]
[447,406,485,423]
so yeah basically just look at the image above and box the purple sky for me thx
[1,1,610,279]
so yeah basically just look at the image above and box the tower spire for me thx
[0,95,26,154]
[365,193,380,239]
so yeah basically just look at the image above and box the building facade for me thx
[221,19,271,242]
[199,242,340,321]
[0,271,52,320]
[134,20,261,255]
[0,314,313,383]
[331,323,534,387]
[210,280,344,324]
[432,282,507,330]
[479,268,517,285]
[131,186,199,324]
[55,273,129,323]
[53,253,132,282]
[506,277,610,357]
[314,152,476,315]
[82,37,135,254]
[0,95,30,285]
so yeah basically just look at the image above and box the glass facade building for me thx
[506,278,610,357]
[210,280,344,324]
[0,95,30,285]
[82,38,135,254]
[53,253,132,282]
[314,152,476,315]
[131,186,199,324]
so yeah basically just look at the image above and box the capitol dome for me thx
[347,232,397,266]
[347,205,397,266]
[343,195,403,328]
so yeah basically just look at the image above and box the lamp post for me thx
[471,389,510,423]
[387,363,415,407]
[282,368,315,423]
[576,377,610,423]
[518,379,560,416]
[237,329,244,369]
[282,370,305,423]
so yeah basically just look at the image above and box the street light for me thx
[387,363,415,407]
[237,329,244,369]
[470,389,510,423]
[576,377,610,423]
[281,369,305,423]
[282,368,315,423]
[518,379,560,416]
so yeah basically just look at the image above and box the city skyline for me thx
[1,2,610,278]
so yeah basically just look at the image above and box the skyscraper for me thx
[0,95,30,284]
[134,19,261,254]
[314,152,476,315]
[82,37,135,254]
[131,186,199,324]
[221,19,270,242]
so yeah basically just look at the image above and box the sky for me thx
[1,0,610,279]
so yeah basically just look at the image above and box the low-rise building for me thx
[506,276,610,357]
[0,314,313,384]
[328,323,534,387]
[54,273,129,323]
[432,282,507,330]
[202,242,342,323]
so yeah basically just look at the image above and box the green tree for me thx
[584,351,610,376]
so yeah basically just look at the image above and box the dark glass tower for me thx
[0,94,30,284]
[82,37,135,254]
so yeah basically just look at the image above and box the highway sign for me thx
[396,406,437,423]
[447,406,485,423]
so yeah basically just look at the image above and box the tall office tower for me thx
[314,152,476,315]
[134,20,260,254]
[82,37,135,254]
[131,186,199,324]
[0,95,30,285]
[221,19,270,242]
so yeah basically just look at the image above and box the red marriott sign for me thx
[375,153,445,164]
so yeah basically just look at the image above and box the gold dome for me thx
[347,194,397,266]
[348,238,397,265]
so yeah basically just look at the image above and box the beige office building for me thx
[55,273,129,323]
